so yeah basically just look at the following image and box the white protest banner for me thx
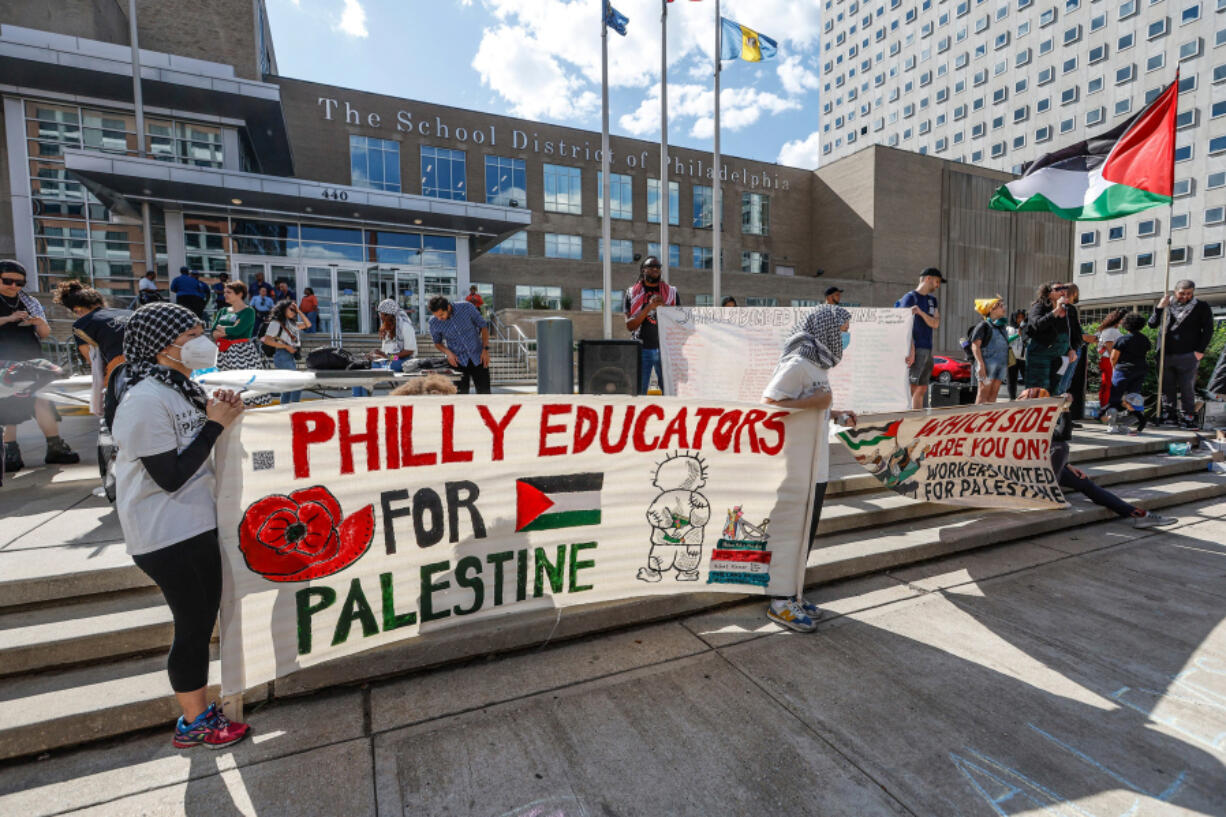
[215,395,821,695]
[834,398,1068,509]
[657,306,913,414]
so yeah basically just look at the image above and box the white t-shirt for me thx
[381,316,419,357]
[762,355,832,483]
[264,319,300,350]
[1098,327,1122,355]
[111,379,217,556]
[138,278,158,292]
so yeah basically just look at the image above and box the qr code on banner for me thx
[252,450,275,471]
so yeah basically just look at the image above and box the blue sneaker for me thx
[767,599,817,633]
[797,598,828,621]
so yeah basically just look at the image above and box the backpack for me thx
[306,346,368,371]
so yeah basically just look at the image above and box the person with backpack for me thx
[261,300,310,404]
[970,296,1010,405]
[896,267,943,409]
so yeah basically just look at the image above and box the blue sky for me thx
[267,0,825,168]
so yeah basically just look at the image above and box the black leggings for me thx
[132,529,221,693]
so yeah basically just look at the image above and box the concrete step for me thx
[809,470,1226,585]
[0,588,174,678]
[3,470,1220,762]
[0,651,269,762]
[818,451,1215,535]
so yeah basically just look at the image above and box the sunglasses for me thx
[1052,286,1069,292]
[643,265,662,270]
[0,277,26,287]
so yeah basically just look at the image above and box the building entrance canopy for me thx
[62,149,532,255]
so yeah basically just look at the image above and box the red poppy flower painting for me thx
[238,486,375,582]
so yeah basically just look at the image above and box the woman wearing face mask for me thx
[1,259,80,472]
[111,302,251,749]
[760,305,856,633]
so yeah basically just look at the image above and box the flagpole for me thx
[601,3,613,340]
[1153,69,1179,422]
[712,0,722,304]
[660,0,669,282]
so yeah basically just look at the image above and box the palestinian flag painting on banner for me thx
[838,420,903,451]
[989,74,1179,220]
[515,473,604,532]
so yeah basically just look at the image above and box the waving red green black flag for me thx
[989,74,1179,220]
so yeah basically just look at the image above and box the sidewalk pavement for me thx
[2,495,1223,816]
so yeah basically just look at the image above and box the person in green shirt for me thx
[208,281,271,405]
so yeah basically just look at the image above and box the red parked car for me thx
[931,355,972,383]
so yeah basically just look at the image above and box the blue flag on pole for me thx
[720,17,778,61]
[605,2,629,36]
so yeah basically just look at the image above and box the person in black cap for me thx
[824,286,843,305]
[171,267,206,318]
[896,267,944,409]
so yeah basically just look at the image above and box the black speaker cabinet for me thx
[929,383,975,407]
[578,340,641,395]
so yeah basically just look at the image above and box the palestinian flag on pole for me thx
[988,73,1178,220]
[515,473,604,532]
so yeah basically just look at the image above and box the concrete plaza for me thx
[2,488,1224,816]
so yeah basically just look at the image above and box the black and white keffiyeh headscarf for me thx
[376,298,411,323]
[1166,295,1199,333]
[122,302,208,413]
[780,305,852,370]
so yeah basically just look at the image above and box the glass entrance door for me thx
[367,266,427,335]
[305,265,362,335]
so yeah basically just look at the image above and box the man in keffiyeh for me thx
[1146,279,1215,428]
[759,304,857,634]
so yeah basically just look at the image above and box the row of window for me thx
[1079,241,1226,274]
[822,0,1215,89]
[488,231,775,273]
[1079,205,1226,246]
[349,136,772,234]
[820,5,1226,159]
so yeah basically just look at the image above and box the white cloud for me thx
[337,0,367,37]
[776,55,820,96]
[777,130,823,169]
[620,82,799,139]
[468,0,819,133]
[471,25,599,120]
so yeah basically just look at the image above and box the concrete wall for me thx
[0,0,261,79]
[810,147,875,302]
[0,0,128,44]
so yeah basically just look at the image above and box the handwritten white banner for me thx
[657,306,913,414]
[835,398,1068,509]
[215,395,821,695]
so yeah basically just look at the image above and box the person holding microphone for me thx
[624,256,679,395]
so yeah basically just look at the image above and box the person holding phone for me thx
[1024,282,1075,394]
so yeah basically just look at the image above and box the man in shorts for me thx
[898,267,944,409]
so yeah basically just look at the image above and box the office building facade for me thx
[1,0,1069,348]
[818,0,1226,312]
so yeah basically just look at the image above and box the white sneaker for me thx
[1132,512,1177,529]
